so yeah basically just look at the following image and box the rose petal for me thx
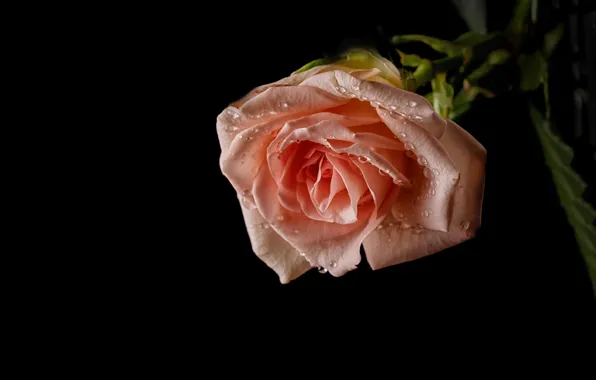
[254,163,391,277]
[363,120,486,270]
[239,202,311,284]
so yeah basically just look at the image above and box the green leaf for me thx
[453,31,492,46]
[543,24,564,58]
[529,104,596,294]
[431,72,454,118]
[506,0,531,40]
[518,52,547,91]
[397,50,426,67]
[294,58,332,74]
[412,61,434,88]
[392,35,463,57]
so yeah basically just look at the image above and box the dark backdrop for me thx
[176,1,596,319]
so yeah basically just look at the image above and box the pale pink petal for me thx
[363,120,486,270]
[239,202,311,284]
[253,163,391,277]
[378,109,459,232]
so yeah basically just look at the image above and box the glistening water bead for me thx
[404,142,415,151]
[279,102,289,108]
[330,261,338,268]
[358,156,370,163]
[318,267,328,274]
[398,132,407,139]
[407,101,417,107]
[460,221,470,231]
[417,156,428,166]
[423,167,434,179]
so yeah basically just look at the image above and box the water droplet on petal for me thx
[431,179,439,187]
[254,128,260,133]
[432,168,439,176]
[226,126,238,133]
[418,156,428,166]
[398,132,407,139]
[413,224,424,234]
[299,252,306,257]
[407,101,417,107]
[394,179,404,186]
[358,156,370,163]
[422,210,430,218]
[460,221,470,231]
[360,96,369,101]
[404,142,415,151]
[348,93,357,98]
[410,115,423,122]
[423,168,434,179]
[246,136,253,141]
[353,85,360,91]
[276,215,285,222]
[390,105,397,110]
[280,102,289,108]
[374,101,383,106]
[377,224,385,230]
[318,267,328,274]
[260,223,270,229]
[405,150,416,159]
[330,261,338,268]
[431,188,436,196]
[378,168,388,176]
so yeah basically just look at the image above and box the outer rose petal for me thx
[363,120,486,270]
[239,200,311,284]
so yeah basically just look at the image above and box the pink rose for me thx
[217,54,486,283]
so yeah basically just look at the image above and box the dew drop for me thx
[299,252,306,256]
[431,179,439,188]
[431,188,436,196]
[424,168,435,179]
[404,142,415,151]
[246,136,253,141]
[432,168,439,176]
[418,156,428,166]
[260,223,270,229]
[254,128,260,133]
[360,96,369,101]
[226,126,238,133]
[390,105,397,110]
[378,168,388,176]
[358,156,370,163]
[336,86,347,93]
[242,190,251,197]
[394,179,404,186]
[353,85,360,91]
[377,224,385,229]
[422,210,430,218]
[318,267,328,274]
[280,102,289,108]
[374,101,383,106]
[407,101,418,107]
[330,261,338,268]
[405,150,416,159]
[398,132,407,139]
[276,215,285,222]
[348,93,357,98]
[460,221,470,231]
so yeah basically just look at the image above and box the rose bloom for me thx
[217,50,486,284]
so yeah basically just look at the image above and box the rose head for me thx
[217,50,486,283]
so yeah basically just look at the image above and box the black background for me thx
[152,0,596,324]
